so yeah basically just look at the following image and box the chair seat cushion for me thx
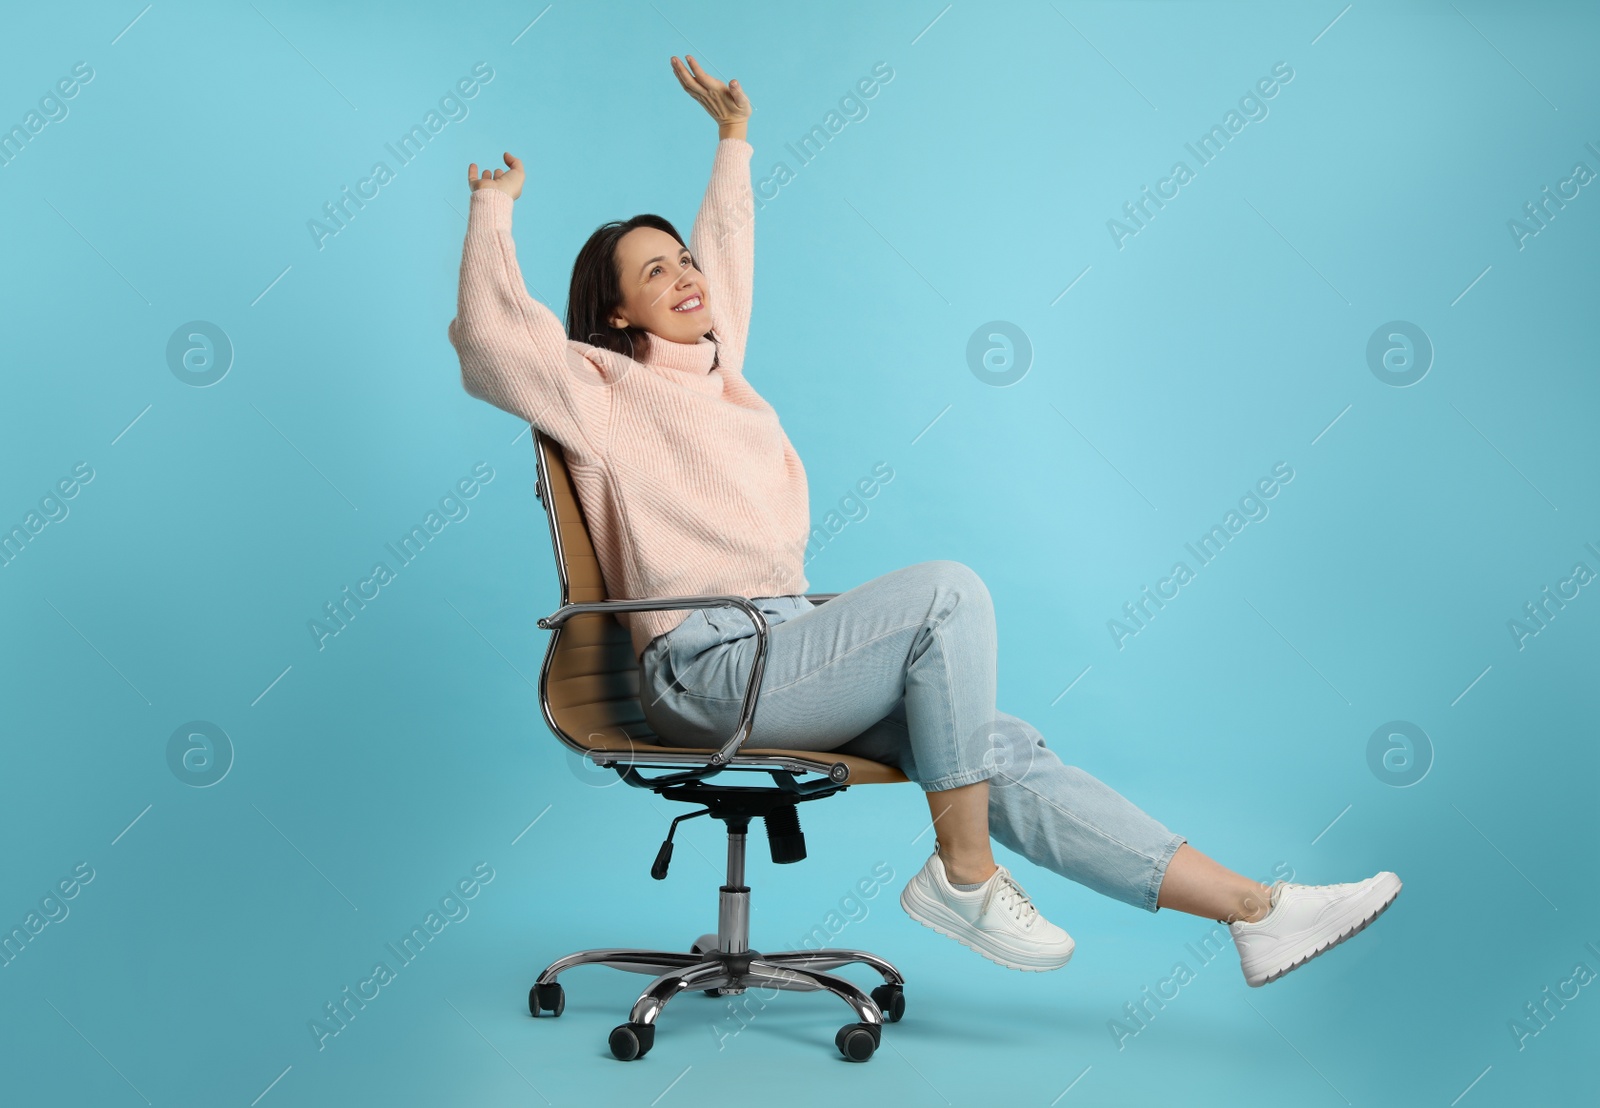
[577,738,909,786]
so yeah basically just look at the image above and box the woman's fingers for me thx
[466,161,507,190]
[670,55,704,102]
[672,54,715,97]
[685,54,716,87]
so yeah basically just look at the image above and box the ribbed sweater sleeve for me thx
[447,188,611,457]
[691,139,755,376]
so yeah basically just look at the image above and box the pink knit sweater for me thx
[448,138,811,659]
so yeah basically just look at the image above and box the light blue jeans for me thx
[638,560,1186,912]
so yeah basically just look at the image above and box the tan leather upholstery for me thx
[533,431,909,788]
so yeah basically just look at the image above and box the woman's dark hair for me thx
[565,214,718,369]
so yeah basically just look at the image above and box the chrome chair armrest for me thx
[538,595,774,767]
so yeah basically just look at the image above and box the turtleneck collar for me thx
[641,333,718,376]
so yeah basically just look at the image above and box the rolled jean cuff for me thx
[1142,833,1188,913]
[915,764,996,794]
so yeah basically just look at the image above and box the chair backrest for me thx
[532,429,656,749]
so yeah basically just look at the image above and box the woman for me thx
[449,55,1400,986]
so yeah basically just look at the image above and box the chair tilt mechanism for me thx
[524,429,911,1063]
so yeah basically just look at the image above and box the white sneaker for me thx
[1230,872,1402,987]
[899,848,1075,972]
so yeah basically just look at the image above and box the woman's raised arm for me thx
[448,153,611,456]
[673,56,756,377]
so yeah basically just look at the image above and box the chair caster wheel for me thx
[609,1021,655,1061]
[835,1022,880,1062]
[870,983,905,1023]
[691,935,722,996]
[528,982,564,1017]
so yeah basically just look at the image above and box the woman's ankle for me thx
[939,853,998,886]
[1234,882,1275,924]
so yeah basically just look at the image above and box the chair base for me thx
[526,777,907,1060]
[531,939,905,1061]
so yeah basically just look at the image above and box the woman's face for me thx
[608,226,711,345]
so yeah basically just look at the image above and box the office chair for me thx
[522,428,913,1063]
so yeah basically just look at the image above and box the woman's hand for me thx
[467,152,525,199]
[671,55,750,138]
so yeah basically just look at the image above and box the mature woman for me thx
[448,55,1400,987]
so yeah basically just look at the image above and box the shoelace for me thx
[980,868,1038,927]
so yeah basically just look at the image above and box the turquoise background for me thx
[2,1,1597,1104]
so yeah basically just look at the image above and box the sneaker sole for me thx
[1250,876,1402,987]
[900,880,1074,972]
